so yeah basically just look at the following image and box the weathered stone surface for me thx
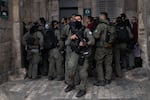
[125,68,149,82]
[0,20,13,84]
[0,76,150,100]
[138,0,150,69]
[0,2,14,85]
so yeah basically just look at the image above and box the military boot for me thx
[94,80,105,86]
[76,90,86,97]
[64,85,75,92]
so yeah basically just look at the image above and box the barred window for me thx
[96,0,117,20]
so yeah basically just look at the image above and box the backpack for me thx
[116,25,130,43]
[43,29,58,49]
[103,23,114,48]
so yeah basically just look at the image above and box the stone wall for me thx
[124,0,138,17]
[138,0,150,69]
[21,0,59,23]
[145,0,150,68]
[21,0,98,22]
[0,1,13,84]
[0,0,23,84]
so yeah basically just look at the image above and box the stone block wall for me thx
[0,1,15,84]
[0,19,13,84]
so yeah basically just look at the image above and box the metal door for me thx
[59,0,78,19]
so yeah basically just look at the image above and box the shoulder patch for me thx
[94,30,98,33]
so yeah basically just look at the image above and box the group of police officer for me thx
[22,12,135,97]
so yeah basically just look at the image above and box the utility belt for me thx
[30,49,39,53]
[27,45,40,53]
[26,48,40,61]
[70,45,89,66]
[96,40,104,48]
[96,40,112,49]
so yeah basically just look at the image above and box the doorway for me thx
[59,0,78,19]
[59,7,78,19]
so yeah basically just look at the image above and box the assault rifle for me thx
[70,26,89,65]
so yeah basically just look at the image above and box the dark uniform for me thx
[61,23,71,83]
[65,25,94,97]
[22,27,43,79]
[48,28,64,81]
[93,19,115,86]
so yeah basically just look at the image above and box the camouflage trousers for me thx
[114,43,135,76]
[48,48,64,78]
[67,51,89,90]
[95,48,113,81]
[27,49,41,78]
[65,46,80,84]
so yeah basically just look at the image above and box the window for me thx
[0,0,8,19]
[96,0,117,20]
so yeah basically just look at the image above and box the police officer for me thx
[22,25,43,79]
[120,14,135,70]
[64,15,94,97]
[93,12,115,86]
[38,17,49,76]
[48,20,64,81]
[114,17,133,76]
[61,17,80,85]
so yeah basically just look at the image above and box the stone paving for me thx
[0,69,150,100]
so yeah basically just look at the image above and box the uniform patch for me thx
[94,30,98,33]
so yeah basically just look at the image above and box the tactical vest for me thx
[70,26,89,54]
[26,31,40,48]
[96,22,111,48]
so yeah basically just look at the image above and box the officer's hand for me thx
[79,41,84,47]
[70,34,78,40]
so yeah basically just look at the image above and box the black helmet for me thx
[30,25,38,34]
[51,20,59,28]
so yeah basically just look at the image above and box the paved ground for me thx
[0,69,150,100]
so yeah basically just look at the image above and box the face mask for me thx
[75,21,82,29]
[45,24,49,29]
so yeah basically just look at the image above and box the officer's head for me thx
[75,15,83,22]
[51,20,59,29]
[86,16,93,23]
[74,15,83,29]
[39,17,46,26]
[116,17,123,24]
[71,14,76,22]
[120,13,127,21]
[67,17,71,24]
[30,25,38,34]
[99,12,108,20]
[61,17,68,25]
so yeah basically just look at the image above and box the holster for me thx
[78,54,85,66]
